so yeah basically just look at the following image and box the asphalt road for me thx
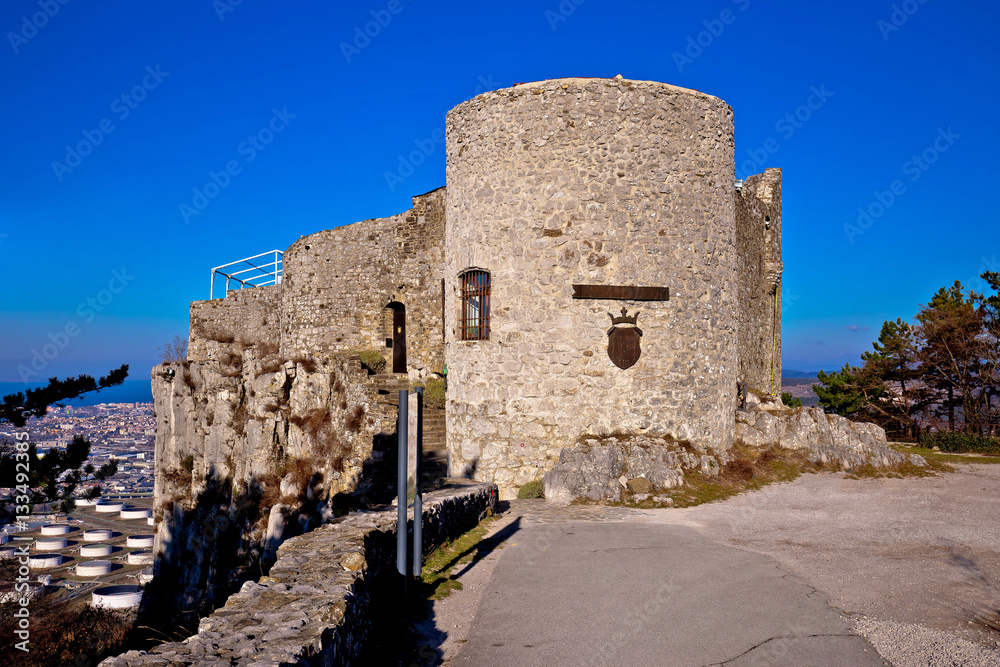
[450,521,886,666]
[425,464,1000,666]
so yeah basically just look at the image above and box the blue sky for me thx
[0,0,997,384]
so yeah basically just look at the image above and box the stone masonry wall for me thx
[445,77,738,499]
[189,285,281,362]
[146,350,395,629]
[102,482,497,666]
[280,188,446,376]
[735,168,782,395]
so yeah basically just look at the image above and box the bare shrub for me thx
[159,335,188,363]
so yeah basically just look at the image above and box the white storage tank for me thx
[126,535,154,548]
[80,543,114,557]
[83,529,113,542]
[92,585,143,609]
[95,502,125,513]
[77,560,114,577]
[126,549,153,565]
[34,537,68,550]
[28,553,62,569]
[120,507,151,520]
[41,524,71,536]
[75,497,98,506]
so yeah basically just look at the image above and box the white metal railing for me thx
[210,250,283,299]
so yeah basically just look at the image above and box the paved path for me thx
[449,519,885,666]
[424,465,1000,666]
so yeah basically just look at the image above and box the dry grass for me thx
[644,445,819,509]
[292,355,318,373]
[259,358,282,374]
[345,405,366,432]
[203,327,235,344]
[611,444,953,509]
[891,443,1000,466]
[845,456,953,479]
[256,340,279,356]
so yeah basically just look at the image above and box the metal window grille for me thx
[460,271,490,341]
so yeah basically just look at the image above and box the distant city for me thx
[0,402,155,498]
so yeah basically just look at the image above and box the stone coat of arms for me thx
[607,308,642,370]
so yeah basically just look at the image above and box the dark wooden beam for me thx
[572,284,669,301]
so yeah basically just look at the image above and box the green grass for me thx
[891,443,1000,466]
[420,515,502,600]
[516,479,544,499]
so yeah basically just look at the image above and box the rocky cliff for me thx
[146,342,395,629]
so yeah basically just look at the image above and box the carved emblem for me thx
[607,308,642,370]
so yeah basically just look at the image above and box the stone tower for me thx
[444,77,742,494]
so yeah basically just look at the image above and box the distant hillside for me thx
[782,369,821,379]
[781,374,821,407]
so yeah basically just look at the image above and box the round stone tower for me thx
[444,76,737,498]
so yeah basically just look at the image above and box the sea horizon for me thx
[0,380,153,406]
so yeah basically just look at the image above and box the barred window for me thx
[460,270,490,341]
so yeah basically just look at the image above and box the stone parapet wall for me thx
[280,188,446,375]
[101,482,497,667]
[444,77,738,498]
[189,285,281,363]
[735,169,782,395]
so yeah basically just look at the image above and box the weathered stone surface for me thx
[735,402,923,469]
[626,477,653,494]
[446,78,754,500]
[543,435,724,505]
[101,482,496,667]
[148,351,394,627]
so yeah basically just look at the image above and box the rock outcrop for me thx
[147,347,395,630]
[736,402,918,469]
[543,435,729,505]
[544,396,923,504]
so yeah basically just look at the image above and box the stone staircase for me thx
[372,374,449,490]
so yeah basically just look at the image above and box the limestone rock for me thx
[544,435,721,505]
[626,477,653,494]
[735,404,923,469]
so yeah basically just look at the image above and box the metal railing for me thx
[209,250,283,299]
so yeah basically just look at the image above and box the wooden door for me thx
[392,305,406,373]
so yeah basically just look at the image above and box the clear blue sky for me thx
[1,0,997,383]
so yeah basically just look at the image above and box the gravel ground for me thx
[855,617,999,667]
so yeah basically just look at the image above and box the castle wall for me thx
[279,188,446,375]
[735,169,782,395]
[444,77,738,498]
[189,285,281,362]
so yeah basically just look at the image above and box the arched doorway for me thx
[386,302,406,374]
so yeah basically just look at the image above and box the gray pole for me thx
[412,386,423,577]
[396,389,408,578]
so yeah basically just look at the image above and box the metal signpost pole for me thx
[396,390,408,596]
[412,386,423,578]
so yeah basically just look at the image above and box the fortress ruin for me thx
[148,76,782,623]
